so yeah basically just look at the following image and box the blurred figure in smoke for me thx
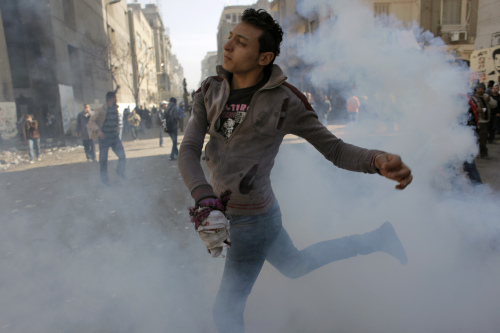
[323,94,332,124]
[88,91,126,185]
[76,104,95,162]
[470,83,497,159]
[346,94,360,122]
[45,111,55,139]
[178,101,186,132]
[127,109,141,141]
[158,100,168,147]
[463,94,483,185]
[179,8,412,333]
[23,114,41,164]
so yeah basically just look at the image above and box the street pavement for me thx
[0,124,499,332]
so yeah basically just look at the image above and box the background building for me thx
[127,3,158,108]
[200,51,218,86]
[0,8,16,139]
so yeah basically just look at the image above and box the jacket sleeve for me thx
[178,82,217,204]
[290,100,381,174]
[488,95,498,109]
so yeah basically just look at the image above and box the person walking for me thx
[346,94,360,122]
[23,114,41,163]
[164,97,179,161]
[88,91,126,185]
[128,109,141,141]
[158,100,168,147]
[76,104,96,162]
[178,8,412,333]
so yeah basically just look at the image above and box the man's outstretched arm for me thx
[374,153,413,190]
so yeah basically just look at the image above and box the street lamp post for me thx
[105,0,121,89]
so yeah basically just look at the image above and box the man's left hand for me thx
[375,153,413,190]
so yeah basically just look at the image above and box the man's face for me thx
[494,54,500,71]
[476,87,485,96]
[161,104,167,109]
[107,96,117,107]
[492,85,499,95]
[84,105,90,113]
[222,22,265,75]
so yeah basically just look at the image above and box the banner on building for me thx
[0,102,18,139]
[470,45,500,84]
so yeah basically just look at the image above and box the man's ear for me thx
[258,52,274,66]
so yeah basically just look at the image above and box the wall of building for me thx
[0,9,17,139]
[128,4,158,108]
[474,0,500,49]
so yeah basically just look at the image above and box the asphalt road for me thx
[0,124,499,332]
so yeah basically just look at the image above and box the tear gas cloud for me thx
[1,1,500,333]
[243,1,500,332]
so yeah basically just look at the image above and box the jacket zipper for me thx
[213,77,287,191]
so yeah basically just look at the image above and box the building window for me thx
[374,3,390,17]
[225,14,231,22]
[62,0,76,29]
[442,0,462,25]
[232,13,237,23]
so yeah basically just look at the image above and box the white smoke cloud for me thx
[241,1,500,332]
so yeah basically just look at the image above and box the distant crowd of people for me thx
[11,91,190,185]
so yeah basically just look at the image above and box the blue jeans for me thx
[98,136,126,184]
[82,139,95,161]
[28,138,40,161]
[159,128,164,146]
[463,160,482,185]
[214,200,369,332]
[168,129,178,159]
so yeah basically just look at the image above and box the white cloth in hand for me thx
[197,210,231,257]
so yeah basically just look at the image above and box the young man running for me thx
[178,9,412,332]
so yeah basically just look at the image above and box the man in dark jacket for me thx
[178,8,412,333]
[76,104,95,162]
[164,97,179,160]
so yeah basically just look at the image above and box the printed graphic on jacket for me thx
[218,103,248,138]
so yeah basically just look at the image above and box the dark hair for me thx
[105,91,116,101]
[493,48,500,59]
[169,97,177,104]
[241,8,283,68]
[488,80,495,87]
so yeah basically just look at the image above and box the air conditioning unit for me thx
[450,31,467,42]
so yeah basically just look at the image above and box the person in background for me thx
[178,101,186,132]
[23,114,41,164]
[158,100,168,147]
[347,94,361,122]
[488,83,500,143]
[470,83,497,159]
[164,97,179,161]
[128,109,141,141]
[76,104,96,162]
[463,94,483,185]
[45,111,55,139]
[88,91,126,185]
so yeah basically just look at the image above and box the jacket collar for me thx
[216,64,287,89]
